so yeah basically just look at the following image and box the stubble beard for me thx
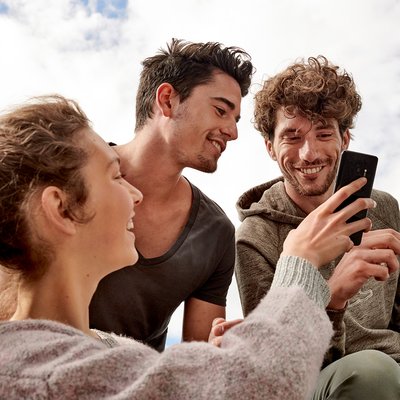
[172,106,218,173]
[194,154,218,173]
[176,149,218,173]
[284,158,339,197]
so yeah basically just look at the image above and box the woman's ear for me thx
[40,187,77,235]
[156,83,178,117]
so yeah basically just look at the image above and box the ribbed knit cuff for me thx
[271,255,331,309]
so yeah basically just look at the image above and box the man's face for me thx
[267,108,350,198]
[169,71,242,173]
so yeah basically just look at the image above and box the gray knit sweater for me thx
[0,256,332,399]
[236,177,400,365]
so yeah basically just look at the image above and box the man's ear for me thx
[265,139,277,160]
[41,187,77,235]
[156,83,178,117]
[342,129,351,150]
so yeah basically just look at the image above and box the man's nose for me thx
[221,121,238,141]
[299,137,319,162]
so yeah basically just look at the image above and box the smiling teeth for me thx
[210,140,221,152]
[127,220,134,231]
[300,167,323,174]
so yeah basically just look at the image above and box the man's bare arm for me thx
[182,297,225,342]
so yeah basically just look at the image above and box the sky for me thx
[0,0,399,344]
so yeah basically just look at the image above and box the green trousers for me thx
[312,350,400,399]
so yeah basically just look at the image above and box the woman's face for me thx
[76,128,142,274]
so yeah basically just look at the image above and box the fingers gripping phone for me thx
[334,150,378,246]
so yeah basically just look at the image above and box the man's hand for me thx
[327,229,400,309]
[208,317,243,347]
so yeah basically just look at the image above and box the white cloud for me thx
[0,0,399,340]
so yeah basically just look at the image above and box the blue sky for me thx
[0,0,128,17]
[0,0,399,344]
[80,0,127,18]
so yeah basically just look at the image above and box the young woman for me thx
[0,95,376,399]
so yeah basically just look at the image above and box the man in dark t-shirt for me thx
[89,39,254,350]
[91,182,234,350]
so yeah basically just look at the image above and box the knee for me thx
[344,350,399,384]
[314,350,400,399]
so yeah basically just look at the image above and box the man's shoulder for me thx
[236,177,303,241]
[236,211,291,253]
[370,188,399,229]
[190,182,234,229]
[194,184,226,213]
[371,188,398,204]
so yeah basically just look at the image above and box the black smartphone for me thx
[334,150,378,245]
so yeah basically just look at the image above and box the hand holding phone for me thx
[282,177,376,267]
[334,150,378,245]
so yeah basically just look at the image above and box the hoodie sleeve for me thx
[235,216,289,316]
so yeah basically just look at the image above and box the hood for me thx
[236,176,306,225]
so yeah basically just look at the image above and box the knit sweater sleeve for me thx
[161,257,332,400]
[271,255,330,308]
[0,257,332,400]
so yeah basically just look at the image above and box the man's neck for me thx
[115,133,185,202]
[116,132,193,258]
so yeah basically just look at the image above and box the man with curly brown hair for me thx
[235,56,400,398]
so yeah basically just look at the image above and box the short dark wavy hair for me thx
[0,95,91,277]
[135,38,255,131]
[254,56,362,140]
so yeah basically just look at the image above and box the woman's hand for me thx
[282,177,376,268]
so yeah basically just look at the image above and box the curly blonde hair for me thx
[254,56,362,139]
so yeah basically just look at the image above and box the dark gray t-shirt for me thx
[89,180,235,351]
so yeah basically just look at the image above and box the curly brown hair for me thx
[0,95,91,278]
[254,56,362,140]
[135,38,255,131]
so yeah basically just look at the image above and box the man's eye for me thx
[216,107,226,116]
[318,133,333,139]
[283,135,301,142]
